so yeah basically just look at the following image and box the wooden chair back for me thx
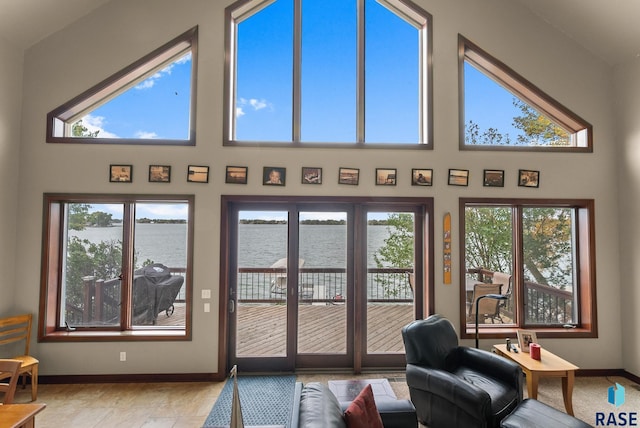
[0,314,39,401]
[0,359,21,404]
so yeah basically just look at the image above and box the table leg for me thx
[561,371,575,416]
[525,370,538,399]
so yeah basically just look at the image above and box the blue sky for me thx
[75,0,533,145]
[79,53,192,140]
[87,203,188,221]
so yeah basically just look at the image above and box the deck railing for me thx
[67,267,413,325]
[65,268,187,325]
[237,267,414,303]
[467,267,574,324]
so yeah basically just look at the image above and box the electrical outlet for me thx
[201,289,211,299]
[120,351,126,362]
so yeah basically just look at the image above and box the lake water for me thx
[71,223,392,269]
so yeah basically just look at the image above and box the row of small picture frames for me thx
[109,164,540,188]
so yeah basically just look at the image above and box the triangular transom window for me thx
[459,35,592,151]
[47,27,197,145]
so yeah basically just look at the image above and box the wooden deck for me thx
[157,302,415,355]
[236,303,414,356]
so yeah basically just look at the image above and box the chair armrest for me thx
[289,382,303,428]
[406,364,491,421]
[450,347,523,396]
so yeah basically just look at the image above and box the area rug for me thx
[203,375,296,427]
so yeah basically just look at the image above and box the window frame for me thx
[459,198,597,340]
[38,193,194,342]
[458,34,592,152]
[46,27,198,146]
[223,0,433,148]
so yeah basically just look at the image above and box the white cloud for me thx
[134,51,191,90]
[81,115,119,138]
[236,97,272,118]
[249,98,268,110]
[135,131,159,139]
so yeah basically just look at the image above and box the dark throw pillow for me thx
[343,384,384,428]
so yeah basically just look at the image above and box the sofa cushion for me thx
[343,384,384,428]
[298,382,347,428]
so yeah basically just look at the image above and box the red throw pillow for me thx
[343,384,384,428]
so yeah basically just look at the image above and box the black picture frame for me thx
[187,165,209,183]
[448,169,469,186]
[412,168,433,186]
[483,169,504,187]
[338,167,359,185]
[263,167,286,186]
[301,167,322,184]
[518,169,540,188]
[376,168,397,186]
[225,166,247,184]
[109,164,132,183]
[149,165,171,183]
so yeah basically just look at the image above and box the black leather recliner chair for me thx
[402,315,523,428]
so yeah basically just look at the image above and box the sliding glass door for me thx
[223,197,431,372]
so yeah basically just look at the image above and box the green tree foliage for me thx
[512,100,569,146]
[65,237,123,309]
[464,207,512,274]
[71,119,100,137]
[373,213,414,297]
[464,207,573,289]
[465,98,569,146]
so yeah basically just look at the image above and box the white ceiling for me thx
[0,0,638,67]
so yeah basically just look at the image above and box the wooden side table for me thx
[0,403,46,428]
[493,343,578,415]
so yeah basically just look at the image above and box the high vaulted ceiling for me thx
[0,0,638,67]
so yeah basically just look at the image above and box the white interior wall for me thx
[0,35,23,314]
[614,61,640,377]
[12,0,626,375]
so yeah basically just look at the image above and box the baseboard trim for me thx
[39,372,226,384]
[37,368,640,385]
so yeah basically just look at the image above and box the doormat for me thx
[203,375,296,427]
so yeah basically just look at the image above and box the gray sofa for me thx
[289,382,417,428]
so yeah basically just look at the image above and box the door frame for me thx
[218,195,434,376]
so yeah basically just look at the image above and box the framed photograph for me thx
[187,165,209,183]
[263,167,286,186]
[225,166,248,184]
[517,329,538,353]
[376,168,397,185]
[338,167,359,185]
[109,164,132,183]
[483,169,504,187]
[148,165,171,183]
[518,169,540,188]
[412,169,432,186]
[448,169,469,186]
[301,167,322,184]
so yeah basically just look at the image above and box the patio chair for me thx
[0,359,21,404]
[468,283,504,324]
[269,258,306,298]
